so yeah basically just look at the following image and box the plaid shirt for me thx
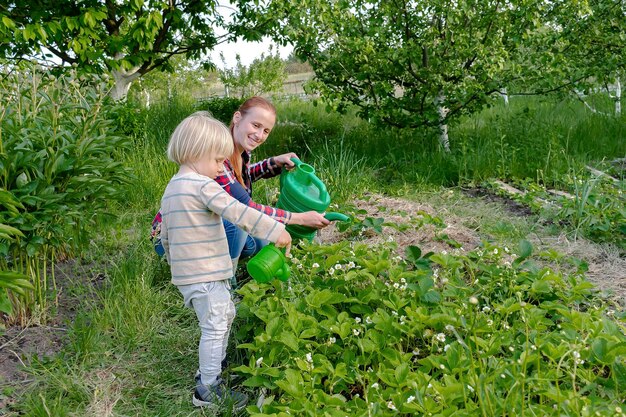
[215,152,291,224]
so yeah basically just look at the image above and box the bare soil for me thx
[0,260,106,411]
[318,192,626,305]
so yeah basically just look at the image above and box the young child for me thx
[159,111,291,410]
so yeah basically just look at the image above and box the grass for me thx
[5,93,625,415]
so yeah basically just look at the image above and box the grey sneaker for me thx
[195,360,244,385]
[192,381,248,410]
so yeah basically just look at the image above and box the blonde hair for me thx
[167,111,234,165]
[229,97,276,184]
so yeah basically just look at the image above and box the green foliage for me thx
[130,55,220,104]
[196,96,245,125]
[235,239,626,415]
[454,95,626,183]
[484,171,626,249]
[237,0,626,139]
[105,99,149,138]
[0,0,228,100]
[0,270,34,315]
[219,48,287,98]
[0,66,131,320]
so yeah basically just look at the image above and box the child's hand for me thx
[275,230,292,256]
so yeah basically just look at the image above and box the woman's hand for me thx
[290,211,331,229]
[274,152,299,170]
[274,230,292,256]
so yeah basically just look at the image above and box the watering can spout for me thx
[324,212,350,222]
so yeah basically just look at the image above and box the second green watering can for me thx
[277,158,349,241]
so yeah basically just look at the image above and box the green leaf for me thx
[531,279,551,294]
[2,16,16,29]
[517,239,533,261]
[405,245,422,262]
[277,331,299,351]
[592,338,608,363]
[305,288,343,308]
[299,327,319,339]
[395,362,409,384]
[0,290,12,315]
[276,369,304,397]
[242,375,272,388]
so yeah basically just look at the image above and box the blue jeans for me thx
[153,219,268,260]
[223,219,268,260]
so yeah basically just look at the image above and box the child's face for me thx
[232,107,276,152]
[194,154,227,179]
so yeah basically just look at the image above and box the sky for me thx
[209,37,294,68]
[209,2,294,68]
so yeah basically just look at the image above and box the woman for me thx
[152,96,329,272]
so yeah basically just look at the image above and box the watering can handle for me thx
[290,157,303,168]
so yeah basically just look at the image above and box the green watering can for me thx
[246,244,290,283]
[277,158,349,241]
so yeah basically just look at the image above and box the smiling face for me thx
[232,106,276,153]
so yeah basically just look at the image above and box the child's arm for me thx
[200,180,288,245]
[214,171,292,224]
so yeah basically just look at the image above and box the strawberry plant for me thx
[235,239,626,416]
[484,174,626,250]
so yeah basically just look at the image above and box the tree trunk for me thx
[615,76,621,116]
[436,92,450,152]
[500,88,509,105]
[145,89,151,108]
[110,67,141,101]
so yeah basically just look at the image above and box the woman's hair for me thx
[229,96,277,184]
[167,111,234,165]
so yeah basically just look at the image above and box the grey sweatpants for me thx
[177,280,235,386]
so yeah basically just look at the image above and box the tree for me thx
[0,0,229,100]
[218,47,286,98]
[235,0,626,149]
[131,55,220,106]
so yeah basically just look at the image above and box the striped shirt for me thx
[160,172,286,286]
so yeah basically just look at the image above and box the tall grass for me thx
[16,244,212,416]
[453,95,626,185]
[269,95,626,188]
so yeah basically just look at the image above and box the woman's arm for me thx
[215,172,330,229]
[249,152,299,182]
[215,172,291,224]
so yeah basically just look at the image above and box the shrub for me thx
[196,96,244,124]
[0,66,132,322]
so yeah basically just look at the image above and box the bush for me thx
[106,99,148,139]
[0,67,132,321]
[196,96,244,125]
